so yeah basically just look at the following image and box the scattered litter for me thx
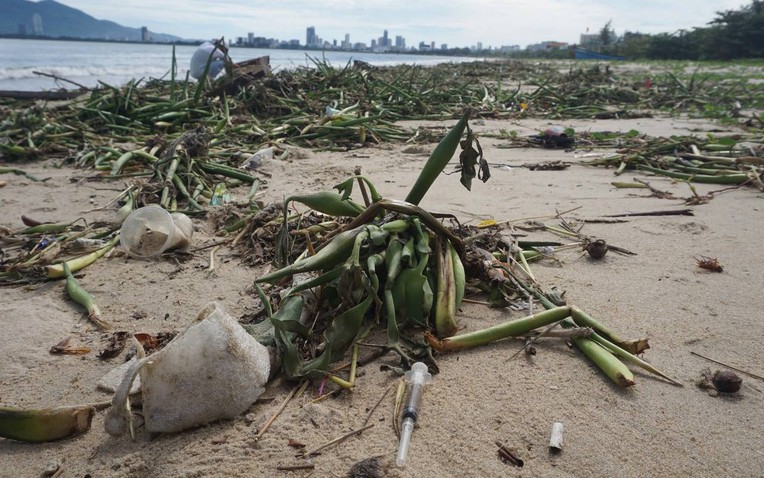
[240,147,274,170]
[105,302,270,436]
[97,357,141,394]
[550,421,564,452]
[396,363,433,468]
[120,206,193,258]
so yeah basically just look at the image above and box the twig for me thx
[605,209,694,217]
[495,441,524,467]
[0,167,48,182]
[505,320,562,361]
[207,246,220,274]
[255,381,305,440]
[330,347,389,373]
[309,388,343,404]
[461,298,492,306]
[300,424,374,457]
[393,379,406,438]
[32,70,90,90]
[354,166,371,207]
[363,384,392,427]
[80,185,133,213]
[187,238,232,253]
[519,328,593,339]
[503,205,584,226]
[231,224,250,248]
[276,464,315,471]
[690,351,764,381]
[634,178,675,198]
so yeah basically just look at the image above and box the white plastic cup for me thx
[120,206,192,258]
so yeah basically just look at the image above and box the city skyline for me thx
[47,0,751,50]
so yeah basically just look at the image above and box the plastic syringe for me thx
[396,362,433,468]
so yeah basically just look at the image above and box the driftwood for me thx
[0,89,86,100]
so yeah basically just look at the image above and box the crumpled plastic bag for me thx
[105,302,270,436]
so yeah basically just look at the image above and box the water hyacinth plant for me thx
[249,111,679,389]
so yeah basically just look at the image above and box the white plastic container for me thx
[120,206,193,258]
[105,302,271,435]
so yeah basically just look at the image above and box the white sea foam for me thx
[0,38,478,91]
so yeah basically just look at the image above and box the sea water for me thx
[0,38,479,91]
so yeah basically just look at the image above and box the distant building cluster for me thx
[231,26,461,53]
[225,26,580,56]
[526,41,569,52]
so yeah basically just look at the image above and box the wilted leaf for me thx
[50,337,91,355]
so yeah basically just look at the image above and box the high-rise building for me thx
[383,29,389,47]
[32,13,43,35]
[248,32,254,45]
[306,26,316,46]
[395,35,405,50]
[141,26,151,42]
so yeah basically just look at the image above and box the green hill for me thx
[0,0,181,42]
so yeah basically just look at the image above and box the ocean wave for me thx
[0,65,186,82]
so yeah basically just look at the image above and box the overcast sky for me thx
[53,0,750,48]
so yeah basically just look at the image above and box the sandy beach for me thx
[1,111,763,478]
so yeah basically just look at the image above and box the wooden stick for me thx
[505,320,562,361]
[207,246,220,273]
[520,328,593,339]
[32,70,90,89]
[363,385,392,427]
[301,424,374,457]
[276,464,315,471]
[605,209,694,218]
[461,298,492,306]
[393,379,406,437]
[255,381,304,440]
[495,441,524,467]
[690,351,764,381]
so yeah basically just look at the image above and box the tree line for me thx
[596,1,763,60]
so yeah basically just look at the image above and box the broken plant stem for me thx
[505,321,561,361]
[426,306,572,352]
[590,332,682,386]
[46,235,119,279]
[327,344,360,390]
[62,262,111,330]
[690,351,764,381]
[255,381,306,441]
[363,384,392,427]
[394,378,406,437]
[520,328,593,339]
[301,423,374,457]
